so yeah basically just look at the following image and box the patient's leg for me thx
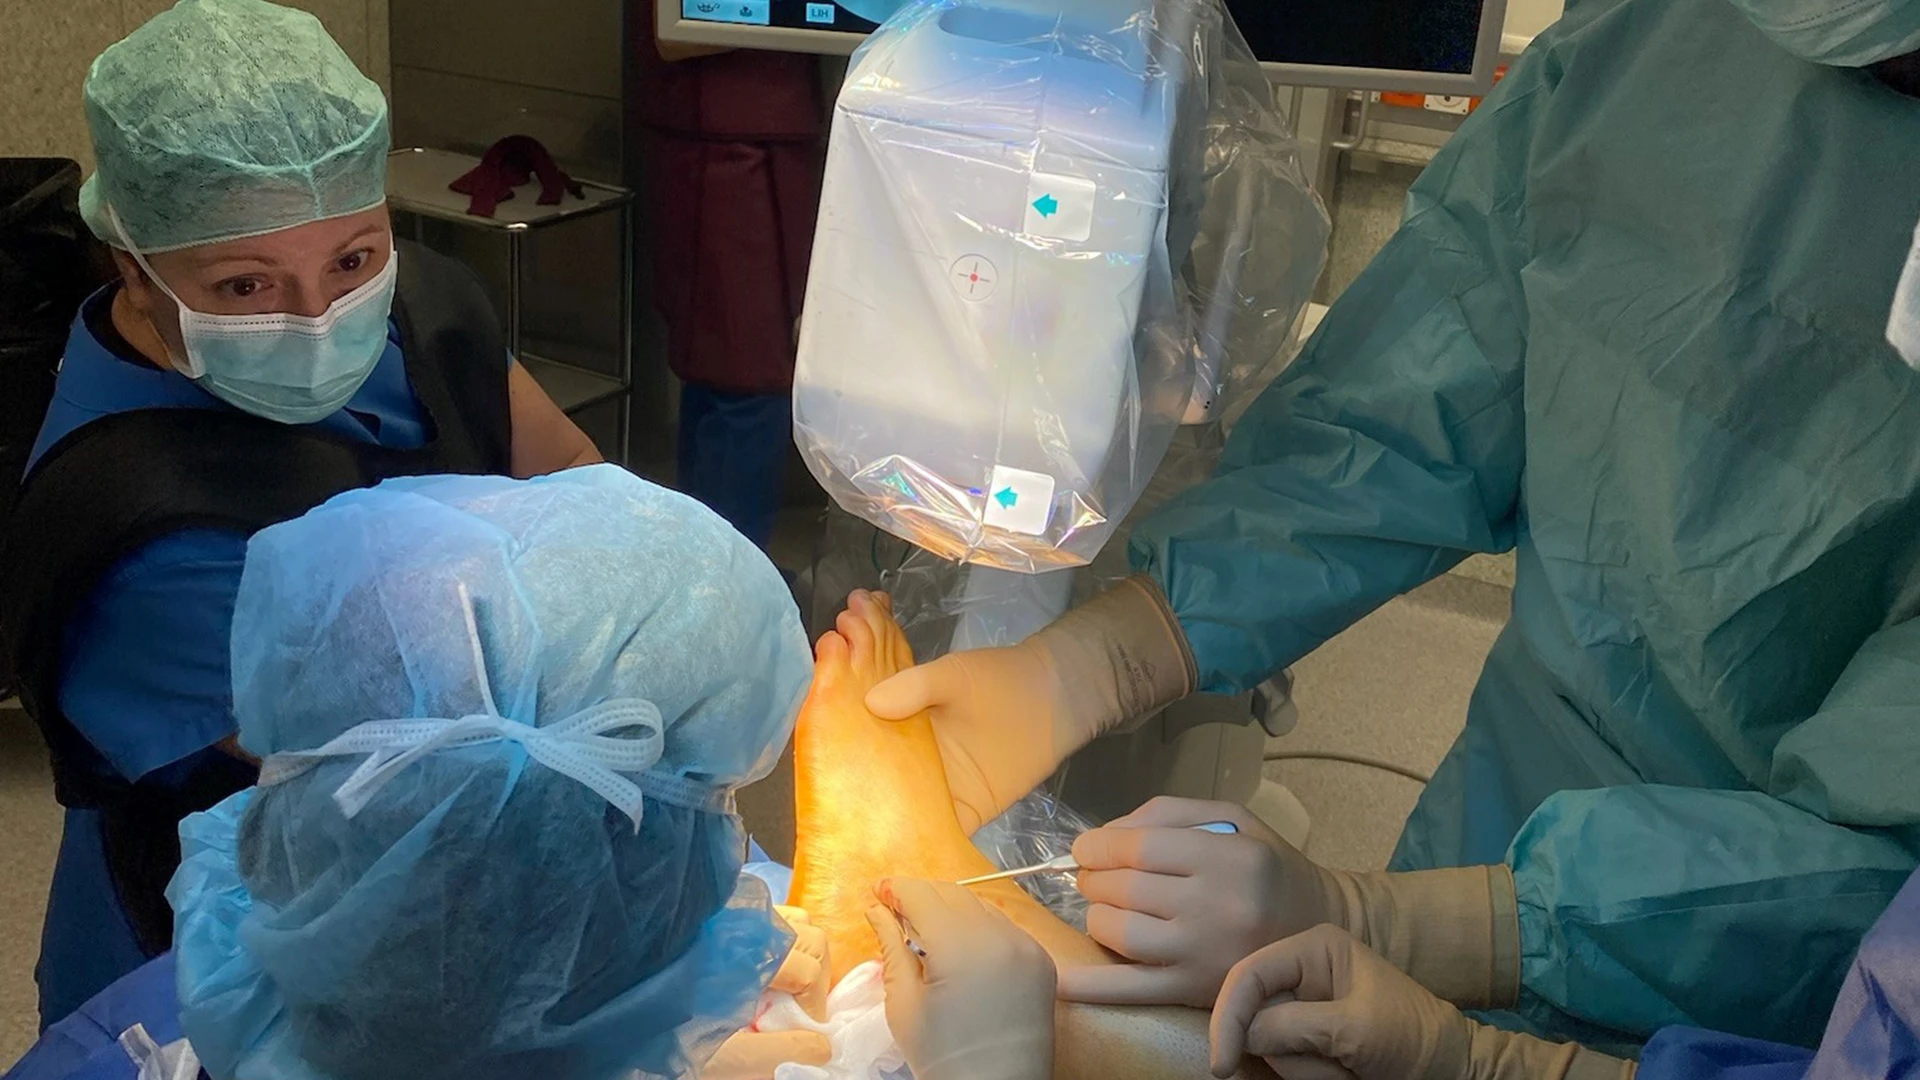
[789,592,1273,1080]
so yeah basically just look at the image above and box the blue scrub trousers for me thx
[677,385,790,550]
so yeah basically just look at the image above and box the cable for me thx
[1263,749,1432,785]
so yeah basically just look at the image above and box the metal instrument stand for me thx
[385,147,635,461]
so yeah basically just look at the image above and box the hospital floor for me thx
[0,571,1508,1067]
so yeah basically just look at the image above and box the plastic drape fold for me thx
[795,0,1328,573]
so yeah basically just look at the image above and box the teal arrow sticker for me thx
[994,487,1019,509]
[1032,193,1059,218]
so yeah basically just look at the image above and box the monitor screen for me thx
[681,0,887,34]
[1229,0,1484,76]
[659,0,1508,93]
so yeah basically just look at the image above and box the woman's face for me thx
[115,204,393,352]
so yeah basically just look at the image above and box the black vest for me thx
[0,239,514,954]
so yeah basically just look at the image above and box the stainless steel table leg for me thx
[506,229,523,359]
[618,203,634,466]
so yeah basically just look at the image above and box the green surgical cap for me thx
[79,0,390,253]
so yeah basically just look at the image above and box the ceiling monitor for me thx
[657,0,1511,94]
[656,0,891,54]
[1241,0,1508,94]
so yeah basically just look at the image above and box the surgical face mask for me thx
[1725,0,1920,67]
[108,206,397,425]
[1891,219,1920,368]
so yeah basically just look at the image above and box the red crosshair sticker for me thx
[950,255,997,301]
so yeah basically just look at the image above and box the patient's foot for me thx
[788,593,1273,1079]
[789,591,1109,982]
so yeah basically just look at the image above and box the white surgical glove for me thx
[863,580,1195,834]
[1062,797,1522,1011]
[865,878,1057,1080]
[1209,926,1633,1080]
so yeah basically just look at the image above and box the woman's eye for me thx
[338,251,368,273]
[223,278,260,299]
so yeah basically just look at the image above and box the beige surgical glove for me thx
[1061,796,1352,1008]
[1209,926,1634,1080]
[865,878,1057,1080]
[862,579,1195,834]
[1061,796,1522,1012]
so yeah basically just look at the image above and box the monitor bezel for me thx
[656,5,873,55]
[656,0,1513,95]
[1256,0,1510,95]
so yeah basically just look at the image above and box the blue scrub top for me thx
[29,286,432,1030]
[3,955,182,1080]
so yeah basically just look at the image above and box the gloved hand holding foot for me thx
[1209,925,1632,1080]
[863,578,1196,834]
[866,877,1058,1080]
[1062,797,1522,1011]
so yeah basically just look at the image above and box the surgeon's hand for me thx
[1059,797,1346,1009]
[862,618,1073,835]
[863,579,1195,834]
[772,906,831,1022]
[866,878,1056,1080]
[1210,925,1470,1080]
[1209,927,1634,1080]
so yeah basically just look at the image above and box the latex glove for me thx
[865,878,1057,1080]
[1063,796,1522,1011]
[863,579,1195,834]
[1060,797,1346,1008]
[1209,926,1633,1080]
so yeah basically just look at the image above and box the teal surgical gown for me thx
[1131,0,1920,1049]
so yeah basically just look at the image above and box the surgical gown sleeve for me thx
[1510,620,1920,1045]
[1129,55,1540,695]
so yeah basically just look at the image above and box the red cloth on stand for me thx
[448,135,585,218]
[633,2,825,395]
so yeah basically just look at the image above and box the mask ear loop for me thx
[104,203,205,377]
[105,203,186,305]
